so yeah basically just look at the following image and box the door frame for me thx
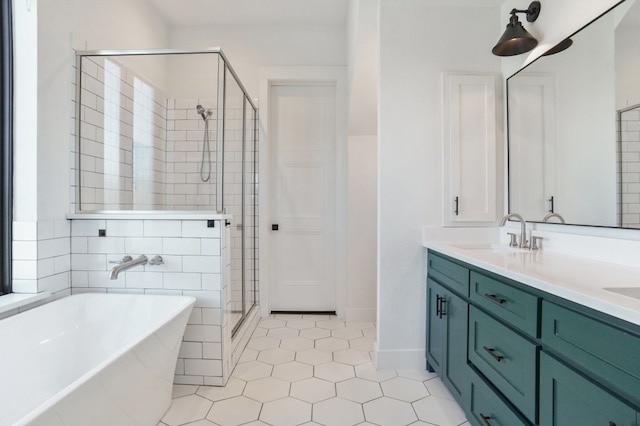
[259,66,347,318]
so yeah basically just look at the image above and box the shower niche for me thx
[74,49,258,336]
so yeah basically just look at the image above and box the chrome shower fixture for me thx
[196,104,212,121]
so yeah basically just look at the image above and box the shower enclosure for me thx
[74,49,258,335]
[618,103,640,228]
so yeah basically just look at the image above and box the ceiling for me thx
[149,0,350,26]
[149,0,509,27]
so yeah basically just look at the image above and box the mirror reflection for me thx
[507,0,640,228]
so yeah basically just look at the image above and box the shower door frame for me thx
[74,48,258,337]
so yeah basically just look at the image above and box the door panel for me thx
[270,84,336,311]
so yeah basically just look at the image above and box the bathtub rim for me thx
[10,292,195,426]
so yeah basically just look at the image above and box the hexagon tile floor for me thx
[159,315,470,426]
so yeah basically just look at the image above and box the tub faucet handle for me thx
[109,255,133,264]
[149,255,164,266]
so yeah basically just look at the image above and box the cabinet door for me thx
[426,278,446,374]
[442,286,468,402]
[426,278,468,402]
[540,352,637,426]
[442,73,498,225]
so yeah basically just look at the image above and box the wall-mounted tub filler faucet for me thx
[500,213,528,249]
[542,212,566,224]
[109,255,148,280]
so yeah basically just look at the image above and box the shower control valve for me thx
[149,255,164,266]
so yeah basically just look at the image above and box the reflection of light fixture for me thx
[492,1,541,56]
[542,38,573,56]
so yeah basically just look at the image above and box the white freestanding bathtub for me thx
[0,293,195,426]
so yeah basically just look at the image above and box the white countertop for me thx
[424,241,640,327]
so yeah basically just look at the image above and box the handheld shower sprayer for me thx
[196,104,212,182]
[196,104,209,121]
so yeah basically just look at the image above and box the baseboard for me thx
[345,307,376,322]
[374,346,426,370]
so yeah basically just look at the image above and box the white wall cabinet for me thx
[508,73,557,221]
[442,73,499,225]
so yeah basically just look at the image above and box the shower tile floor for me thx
[159,315,470,426]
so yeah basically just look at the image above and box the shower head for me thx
[196,104,208,121]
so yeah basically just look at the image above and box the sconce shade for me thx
[492,14,539,56]
[542,38,573,56]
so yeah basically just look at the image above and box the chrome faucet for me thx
[109,255,148,280]
[542,212,566,224]
[500,213,528,248]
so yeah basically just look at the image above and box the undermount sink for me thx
[604,287,640,300]
[448,242,531,253]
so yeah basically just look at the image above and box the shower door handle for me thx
[272,224,279,231]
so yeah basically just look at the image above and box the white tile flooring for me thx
[160,315,469,426]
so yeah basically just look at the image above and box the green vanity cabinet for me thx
[426,277,469,402]
[468,306,538,423]
[541,301,640,408]
[427,252,470,296]
[539,352,638,426]
[426,248,640,426]
[466,368,530,426]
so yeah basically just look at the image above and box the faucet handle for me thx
[109,255,132,264]
[506,232,518,247]
[531,236,543,250]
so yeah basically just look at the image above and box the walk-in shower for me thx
[74,49,258,336]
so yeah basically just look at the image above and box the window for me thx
[0,0,13,295]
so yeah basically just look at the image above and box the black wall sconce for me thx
[492,1,541,56]
[542,38,573,56]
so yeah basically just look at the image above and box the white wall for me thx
[346,0,379,321]
[168,24,347,100]
[376,1,501,368]
[37,0,170,221]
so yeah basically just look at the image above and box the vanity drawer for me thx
[539,352,638,426]
[541,301,640,406]
[466,369,530,426]
[468,306,538,423]
[470,271,538,337]
[427,252,469,296]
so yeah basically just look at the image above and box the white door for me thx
[269,84,337,312]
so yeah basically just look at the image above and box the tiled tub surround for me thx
[69,216,252,386]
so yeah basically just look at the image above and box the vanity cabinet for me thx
[426,249,640,426]
[539,352,638,426]
[426,277,468,402]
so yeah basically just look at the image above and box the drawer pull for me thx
[483,346,504,362]
[479,413,493,426]
[484,293,507,305]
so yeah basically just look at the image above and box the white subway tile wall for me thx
[77,57,167,211]
[620,108,640,228]
[11,220,72,313]
[73,57,229,212]
[70,218,237,386]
